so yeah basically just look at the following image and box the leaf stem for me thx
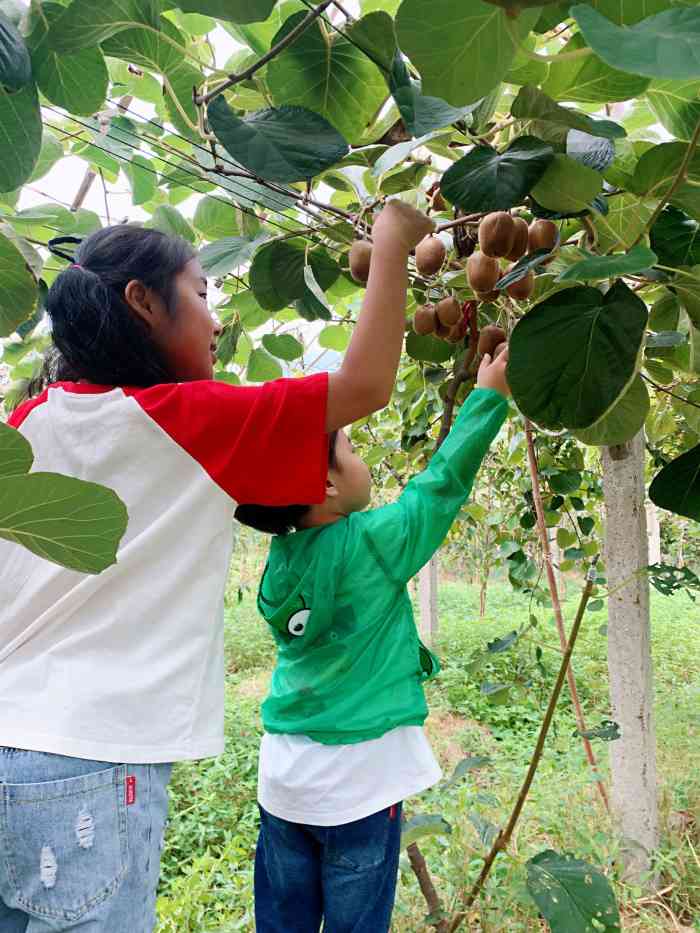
[196,0,335,106]
[448,559,598,932]
[504,14,593,63]
[631,118,700,248]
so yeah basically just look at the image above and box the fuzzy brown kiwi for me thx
[476,290,501,302]
[415,236,446,276]
[436,296,461,327]
[467,252,500,294]
[477,324,507,357]
[505,217,529,261]
[434,318,451,339]
[478,211,516,258]
[493,340,508,358]
[506,267,534,301]
[349,240,372,283]
[446,323,465,344]
[527,219,558,253]
[413,304,437,336]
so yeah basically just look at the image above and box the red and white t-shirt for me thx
[0,376,328,763]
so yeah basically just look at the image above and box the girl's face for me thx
[130,258,221,382]
[328,431,372,514]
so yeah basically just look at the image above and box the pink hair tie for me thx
[70,263,83,269]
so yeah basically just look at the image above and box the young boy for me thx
[236,349,510,933]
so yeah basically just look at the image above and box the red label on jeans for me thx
[126,775,136,806]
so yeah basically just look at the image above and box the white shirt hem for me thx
[0,728,224,764]
[258,764,443,827]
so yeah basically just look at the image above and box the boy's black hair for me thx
[235,431,340,536]
[42,225,196,388]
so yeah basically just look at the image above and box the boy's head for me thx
[235,430,372,535]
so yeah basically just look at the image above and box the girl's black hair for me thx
[235,432,340,536]
[43,225,196,388]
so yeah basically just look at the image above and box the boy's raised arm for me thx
[351,352,510,584]
[325,202,434,432]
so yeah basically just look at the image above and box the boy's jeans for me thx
[255,803,403,933]
[0,747,172,932]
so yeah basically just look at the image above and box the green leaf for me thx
[508,281,648,430]
[550,471,582,494]
[542,31,650,104]
[557,528,577,548]
[208,97,349,184]
[380,161,428,195]
[631,141,700,223]
[650,207,700,268]
[222,0,306,56]
[0,9,31,89]
[302,265,333,317]
[193,196,240,241]
[266,15,386,144]
[405,331,454,364]
[0,472,128,574]
[511,85,626,140]
[441,136,555,213]
[162,60,201,141]
[575,720,621,741]
[676,267,700,328]
[487,630,518,653]
[0,421,32,477]
[346,11,396,73]
[527,849,621,932]
[574,375,650,446]
[571,4,700,80]
[395,0,541,107]
[590,0,684,27]
[47,0,161,53]
[401,814,452,849]
[481,681,511,704]
[166,0,276,22]
[124,154,156,206]
[495,246,557,290]
[318,325,350,352]
[246,347,283,382]
[557,244,657,282]
[389,53,477,138]
[372,131,436,177]
[0,82,42,193]
[262,333,303,361]
[531,154,603,214]
[150,205,196,243]
[101,15,185,74]
[27,2,108,116]
[647,78,700,142]
[0,230,37,336]
[594,193,657,253]
[198,233,267,276]
[28,129,64,184]
[215,319,241,366]
[249,239,339,311]
[448,756,491,783]
[650,444,700,520]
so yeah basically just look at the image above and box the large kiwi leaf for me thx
[0,82,42,193]
[650,445,700,520]
[249,239,339,311]
[47,0,161,53]
[441,136,555,213]
[574,375,650,446]
[164,0,277,22]
[405,332,455,364]
[571,5,700,81]
[526,849,621,933]
[557,244,658,283]
[0,422,33,477]
[389,52,478,138]
[511,85,625,140]
[650,207,700,268]
[0,229,38,335]
[507,280,648,430]
[0,9,31,89]
[207,97,349,184]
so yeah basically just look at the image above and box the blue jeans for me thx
[255,803,403,933]
[0,747,172,932]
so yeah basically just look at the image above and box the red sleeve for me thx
[128,374,329,505]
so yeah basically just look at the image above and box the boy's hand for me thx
[372,200,435,254]
[477,344,510,398]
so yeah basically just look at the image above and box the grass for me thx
[155,578,700,932]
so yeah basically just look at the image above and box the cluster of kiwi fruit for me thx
[413,294,465,343]
[467,212,557,302]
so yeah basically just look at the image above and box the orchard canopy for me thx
[2,0,700,568]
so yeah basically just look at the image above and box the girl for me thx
[0,201,433,932]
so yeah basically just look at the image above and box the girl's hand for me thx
[372,201,435,254]
[477,344,510,398]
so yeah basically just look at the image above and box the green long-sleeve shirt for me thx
[257,387,508,744]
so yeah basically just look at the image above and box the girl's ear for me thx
[325,477,340,498]
[124,280,168,330]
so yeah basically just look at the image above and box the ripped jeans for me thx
[0,748,173,932]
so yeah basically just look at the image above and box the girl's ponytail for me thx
[43,225,196,388]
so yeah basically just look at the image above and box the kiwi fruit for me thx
[506,267,535,301]
[479,211,516,258]
[527,219,558,253]
[476,290,501,302]
[447,323,465,344]
[506,217,529,262]
[434,318,451,339]
[493,340,508,359]
[415,236,446,276]
[349,240,372,283]
[431,189,446,212]
[478,323,507,357]
[467,252,500,294]
[413,304,436,336]
[436,296,461,327]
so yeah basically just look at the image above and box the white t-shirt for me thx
[258,726,442,826]
[1,376,328,763]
